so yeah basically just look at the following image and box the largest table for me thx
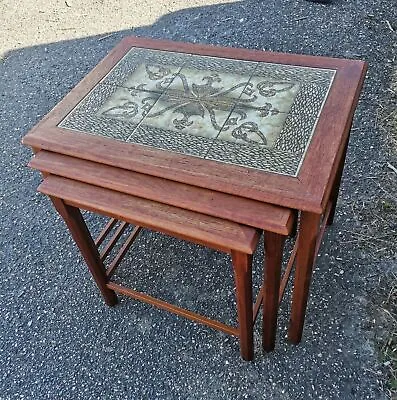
[22,36,367,344]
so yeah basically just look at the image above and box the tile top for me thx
[59,47,336,176]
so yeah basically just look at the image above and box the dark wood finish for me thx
[262,232,285,352]
[29,151,294,234]
[327,136,349,226]
[231,251,253,361]
[22,37,368,214]
[24,127,306,208]
[278,236,299,304]
[106,226,142,278]
[288,212,321,344]
[95,218,118,247]
[252,232,298,317]
[100,221,128,261]
[300,66,366,212]
[39,176,261,255]
[252,288,263,325]
[22,37,367,355]
[291,210,299,237]
[107,282,239,337]
[315,202,333,260]
[43,175,262,358]
[288,202,333,343]
[50,196,117,306]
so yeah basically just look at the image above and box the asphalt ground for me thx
[1,0,396,399]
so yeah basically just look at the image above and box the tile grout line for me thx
[202,62,260,160]
[125,65,185,142]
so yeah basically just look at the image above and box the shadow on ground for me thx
[1,0,396,399]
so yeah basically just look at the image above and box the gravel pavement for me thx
[1,0,396,399]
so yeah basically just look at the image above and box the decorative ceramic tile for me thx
[59,84,161,141]
[273,82,334,154]
[205,140,299,176]
[240,78,300,112]
[97,87,160,123]
[142,95,231,139]
[129,124,214,158]
[165,67,250,100]
[254,62,335,85]
[59,84,142,141]
[184,54,257,76]
[218,108,289,148]
[121,63,180,93]
[59,47,336,176]
[101,48,188,89]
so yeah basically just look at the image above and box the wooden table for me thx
[22,37,367,354]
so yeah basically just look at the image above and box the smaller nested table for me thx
[23,37,367,359]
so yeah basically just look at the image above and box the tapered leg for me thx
[262,232,285,352]
[50,196,117,306]
[231,251,253,361]
[288,212,321,344]
[327,136,349,226]
[291,210,299,236]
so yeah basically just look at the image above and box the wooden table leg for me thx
[262,232,285,352]
[288,212,321,344]
[291,209,299,237]
[231,251,253,361]
[327,133,350,226]
[50,196,118,306]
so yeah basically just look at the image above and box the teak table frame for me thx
[22,37,367,354]
[30,151,295,360]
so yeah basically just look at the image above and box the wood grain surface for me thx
[39,175,261,254]
[30,151,294,234]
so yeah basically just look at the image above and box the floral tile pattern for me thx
[97,86,160,123]
[144,92,232,139]
[59,47,336,176]
[218,108,289,148]
[121,63,180,93]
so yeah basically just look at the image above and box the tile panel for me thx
[59,47,336,176]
